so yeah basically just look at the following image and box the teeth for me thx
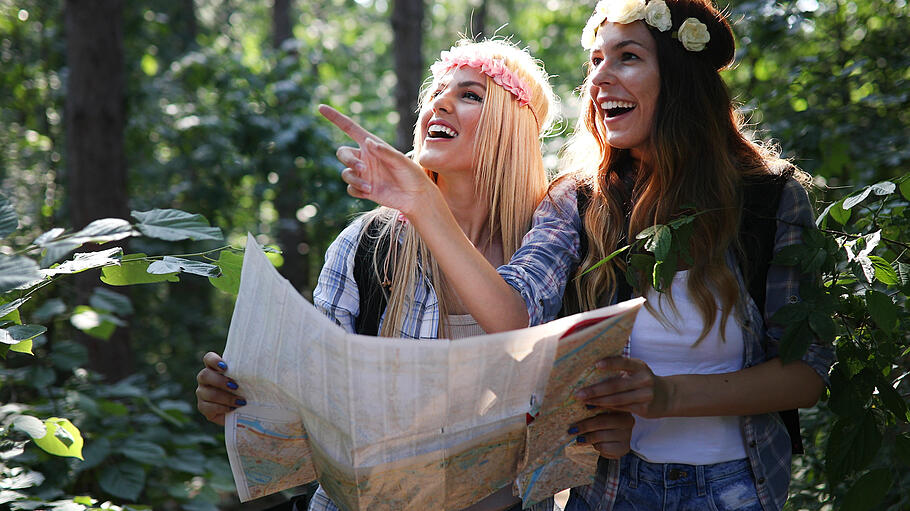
[599,100,636,111]
[428,125,458,137]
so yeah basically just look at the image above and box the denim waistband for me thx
[621,452,752,493]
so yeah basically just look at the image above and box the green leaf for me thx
[840,469,893,511]
[635,224,661,240]
[825,413,882,481]
[0,298,29,321]
[855,255,875,283]
[770,244,804,266]
[77,437,111,472]
[869,180,896,196]
[99,462,146,501]
[117,440,167,466]
[100,253,180,285]
[843,186,874,210]
[808,311,836,343]
[868,256,898,286]
[32,417,84,459]
[579,245,630,277]
[10,338,33,355]
[34,227,64,245]
[147,256,221,278]
[209,250,243,295]
[0,325,46,345]
[132,209,223,241]
[770,302,809,324]
[900,178,910,201]
[644,224,671,261]
[829,199,851,225]
[12,414,46,438]
[0,193,18,239]
[32,298,64,321]
[779,321,812,363]
[70,305,124,340]
[89,287,133,315]
[0,255,43,293]
[39,219,134,265]
[865,290,897,331]
[43,247,123,276]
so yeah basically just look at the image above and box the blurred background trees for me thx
[0,0,906,509]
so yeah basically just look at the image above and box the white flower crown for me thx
[581,0,710,52]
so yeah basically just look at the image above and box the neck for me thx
[435,173,494,248]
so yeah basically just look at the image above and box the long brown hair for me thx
[566,0,804,341]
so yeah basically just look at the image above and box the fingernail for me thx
[567,426,579,434]
[576,436,586,443]
[235,399,247,406]
[585,404,597,410]
[226,381,238,390]
[575,390,588,400]
[217,361,227,371]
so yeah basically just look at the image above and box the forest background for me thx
[0,0,908,510]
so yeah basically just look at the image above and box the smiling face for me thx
[416,66,486,176]
[587,21,661,162]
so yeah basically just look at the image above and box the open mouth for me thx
[427,124,458,139]
[600,100,636,118]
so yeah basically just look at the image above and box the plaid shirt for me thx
[309,215,556,511]
[499,177,835,511]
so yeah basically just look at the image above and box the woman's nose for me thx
[431,92,453,114]
[590,63,614,88]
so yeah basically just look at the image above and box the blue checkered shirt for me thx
[498,177,835,511]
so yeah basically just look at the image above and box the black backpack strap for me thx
[353,218,393,336]
[739,171,803,455]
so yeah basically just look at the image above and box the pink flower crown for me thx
[430,51,533,107]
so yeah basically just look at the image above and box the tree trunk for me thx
[270,0,311,293]
[469,0,488,40]
[272,0,293,50]
[65,0,133,381]
[391,0,424,152]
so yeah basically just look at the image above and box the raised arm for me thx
[318,105,529,332]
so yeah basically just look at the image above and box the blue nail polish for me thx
[217,361,227,370]
[568,426,579,434]
[236,399,247,406]
[585,404,597,410]
[576,436,586,443]
[227,381,238,390]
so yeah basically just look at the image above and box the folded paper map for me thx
[222,234,644,510]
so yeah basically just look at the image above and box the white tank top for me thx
[629,270,748,464]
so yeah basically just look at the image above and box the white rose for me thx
[605,0,647,25]
[644,0,672,32]
[678,17,710,51]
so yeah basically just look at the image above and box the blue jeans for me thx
[565,454,762,511]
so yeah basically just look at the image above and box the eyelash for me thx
[430,90,483,102]
[590,52,640,66]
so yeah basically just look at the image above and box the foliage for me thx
[0,192,243,508]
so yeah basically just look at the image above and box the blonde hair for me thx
[364,39,556,337]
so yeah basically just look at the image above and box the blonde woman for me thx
[196,39,608,511]
[337,1,835,510]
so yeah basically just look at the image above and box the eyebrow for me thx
[458,80,487,89]
[614,39,648,51]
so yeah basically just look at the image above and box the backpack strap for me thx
[353,218,393,336]
[739,171,803,455]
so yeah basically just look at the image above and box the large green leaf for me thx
[118,440,168,466]
[0,325,46,346]
[99,462,146,501]
[779,321,812,363]
[0,297,29,321]
[100,253,180,285]
[31,417,84,460]
[644,224,671,261]
[0,255,43,293]
[210,250,243,295]
[825,413,882,481]
[39,219,133,266]
[12,414,46,439]
[147,256,221,278]
[0,193,17,239]
[132,209,223,241]
[840,469,893,511]
[43,247,123,276]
